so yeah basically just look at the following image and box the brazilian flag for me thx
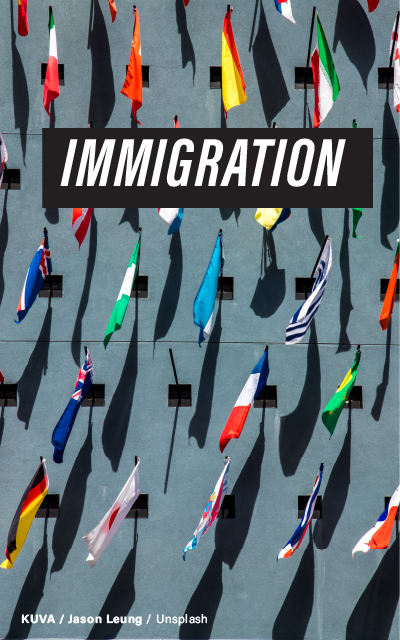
[322,348,361,437]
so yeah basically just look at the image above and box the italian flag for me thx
[43,7,59,120]
[311,13,340,128]
[104,233,141,348]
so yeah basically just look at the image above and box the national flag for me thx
[51,350,94,464]
[72,208,94,249]
[1,460,49,569]
[174,115,179,128]
[311,13,340,128]
[367,0,379,12]
[286,238,332,344]
[222,7,246,118]
[121,7,142,125]
[0,370,4,384]
[15,229,52,324]
[193,230,224,346]
[0,132,8,187]
[18,0,29,36]
[83,459,140,567]
[322,347,361,438]
[277,463,324,560]
[393,17,400,113]
[183,0,190,6]
[158,209,184,235]
[379,240,399,331]
[352,208,362,238]
[108,0,117,22]
[274,0,295,24]
[219,347,269,453]
[104,233,141,348]
[352,485,400,556]
[390,16,399,58]
[183,457,230,560]
[255,208,291,231]
[43,7,59,121]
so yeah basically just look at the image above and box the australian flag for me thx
[51,350,94,463]
[15,229,52,323]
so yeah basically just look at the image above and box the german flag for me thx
[1,460,48,570]
[221,7,246,118]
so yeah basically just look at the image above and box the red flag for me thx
[72,209,94,249]
[174,115,179,128]
[121,7,142,125]
[379,240,399,330]
[108,0,117,22]
[367,0,379,12]
[18,0,29,36]
[43,8,59,121]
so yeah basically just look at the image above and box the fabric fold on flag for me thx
[72,208,94,249]
[255,208,291,231]
[104,233,141,348]
[352,208,362,238]
[108,0,117,22]
[274,0,295,24]
[193,230,224,346]
[222,7,246,117]
[311,13,340,128]
[277,463,324,560]
[183,457,230,560]
[219,347,269,452]
[15,229,52,324]
[286,238,332,344]
[1,460,49,569]
[43,7,59,121]
[18,0,29,36]
[51,350,94,464]
[121,7,142,125]
[352,485,400,556]
[367,0,379,12]
[322,347,361,438]
[0,132,8,187]
[379,239,399,330]
[158,209,184,234]
[83,459,140,567]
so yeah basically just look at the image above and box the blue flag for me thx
[51,350,93,463]
[15,229,52,323]
[193,230,224,346]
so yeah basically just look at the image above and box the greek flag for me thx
[286,238,332,345]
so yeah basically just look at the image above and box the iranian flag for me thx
[311,13,340,128]
[104,232,141,348]
[43,7,59,120]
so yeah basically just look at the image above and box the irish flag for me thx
[43,7,59,120]
[311,13,340,128]
[104,232,141,348]
[222,7,246,118]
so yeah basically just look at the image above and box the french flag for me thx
[15,229,52,324]
[219,347,269,453]
[158,208,184,234]
[274,0,295,24]
[278,463,324,560]
[72,208,93,248]
[352,485,400,556]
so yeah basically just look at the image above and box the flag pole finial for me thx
[89,120,93,128]
[227,4,231,13]
[84,345,88,356]
[44,227,48,234]
[138,227,142,233]
[357,344,361,351]
[264,344,268,352]
[273,122,277,128]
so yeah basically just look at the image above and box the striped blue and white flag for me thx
[277,463,324,559]
[158,208,184,234]
[193,230,224,346]
[285,238,332,345]
[274,0,296,24]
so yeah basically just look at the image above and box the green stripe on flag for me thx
[49,8,55,31]
[322,348,361,437]
[316,14,340,102]
[352,208,362,238]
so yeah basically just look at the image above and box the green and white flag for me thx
[322,347,361,437]
[311,13,340,128]
[104,233,141,348]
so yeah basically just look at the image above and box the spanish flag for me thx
[379,240,399,331]
[121,6,142,125]
[222,7,246,118]
[18,0,29,36]
[1,460,49,569]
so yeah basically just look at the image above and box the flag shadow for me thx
[250,229,286,318]
[381,102,399,250]
[51,409,93,575]
[87,0,115,128]
[337,209,353,353]
[153,232,183,349]
[371,320,392,422]
[5,519,48,639]
[119,208,139,231]
[219,208,240,222]
[71,214,97,367]
[279,321,321,477]
[307,208,326,246]
[0,191,9,307]
[175,0,196,83]
[9,0,29,165]
[17,301,52,429]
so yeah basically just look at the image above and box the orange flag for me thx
[108,0,117,22]
[18,0,29,36]
[379,240,399,330]
[174,115,179,128]
[221,7,246,118]
[121,7,142,125]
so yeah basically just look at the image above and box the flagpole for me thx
[388,11,400,92]
[169,348,181,405]
[352,119,357,128]
[305,6,316,90]
[306,234,329,296]
[174,115,178,127]
[84,345,88,356]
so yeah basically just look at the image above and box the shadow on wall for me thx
[87,0,115,128]
[307,209,326,246]
[381,101,399,250]
[272,528,315,640]
[164,405,179,493]
[51,410,93,575]
[0,192,9,306]
[252,0,290,127]
[279,321,321,477]
[250,228,286,318]
[153,231,183,347]
[371,320,391,421]
[71,214,97,367]
[333,0,375,91]
[119,208,139,231]
[17,301,52,429]
[5,519,48,639]
[9,0,29,165]
[346,536,399,640]
[219,208,240,222]
[179,420,265,639]
[337,209,353,353]
[314,409,352,549]
[102,299,138,472]
[188,298,222,449]
[175,0,196,83]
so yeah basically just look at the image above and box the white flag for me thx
[83,459,140,567]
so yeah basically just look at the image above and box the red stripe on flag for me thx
[222,10,246,93]
[109,507,120,530]
[18,0,29,36]
[367,0,379,12]
[369,506,398,549]
[43,56,59,121]
[311,48,321,128]
[219,405,251,452]
[20,475,48,514]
